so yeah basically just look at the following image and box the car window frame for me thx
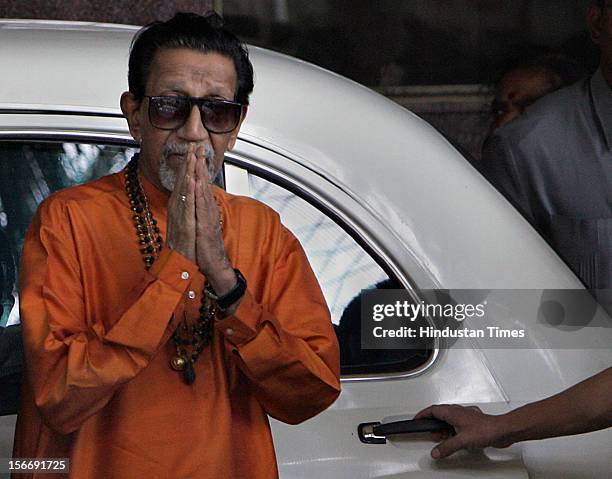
[222,147,440,381]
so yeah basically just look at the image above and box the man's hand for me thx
[194,149,238,306]
[414,404,512,459]
[166,144,197,262]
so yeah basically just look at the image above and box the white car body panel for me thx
[1,20,610,478]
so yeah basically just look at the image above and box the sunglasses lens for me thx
[201,101,241,133]
[149,97,189,129]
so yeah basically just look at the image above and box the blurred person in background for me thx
[481,0,612,290]
[490,53,586,131]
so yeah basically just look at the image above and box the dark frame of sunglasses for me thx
[146,95,244,134]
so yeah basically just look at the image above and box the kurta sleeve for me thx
[19,197,199,434]
[214,224,341,424]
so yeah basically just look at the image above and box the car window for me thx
[0,140,133,415]
[0,141,134,319]
[230,168,433,376]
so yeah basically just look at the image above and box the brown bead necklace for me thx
[124,155,215,385]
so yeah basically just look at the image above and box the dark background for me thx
[0,0,215,26]
[0,0,599,163]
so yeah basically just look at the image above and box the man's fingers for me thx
[194,151,204,187]
[187,164,196,198]
[171,144,194,200]
[415,404,452,420]
[415,405,455,443]
[414,406,434,421]
[430,430,451,442]
[194,147,211,187]
[416,404,456,423]
[195,145,205,160]
[432,434,465,459]
[184,150,196,200]
[194,156,216,210]
[193,144,213,186]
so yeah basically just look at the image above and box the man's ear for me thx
[588,4,604,44]
[226,105,248,151]
[120,91,143,141]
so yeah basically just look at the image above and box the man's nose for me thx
[177,105,209,142]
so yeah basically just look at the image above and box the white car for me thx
[0,20,610,478]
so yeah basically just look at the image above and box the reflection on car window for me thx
[0,140,134,415]
[0,141,134,328]
[245,173,432,375]
[249,174,387,321]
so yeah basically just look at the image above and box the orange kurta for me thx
[13,169,341,479]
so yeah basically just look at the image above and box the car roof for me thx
[0,20,136,114]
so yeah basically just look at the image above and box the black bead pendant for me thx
[183,361,196,385]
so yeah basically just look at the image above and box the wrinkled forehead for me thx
[146,48,238,97]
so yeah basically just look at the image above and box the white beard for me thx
[159,157,178,191]
[159,143,216,191]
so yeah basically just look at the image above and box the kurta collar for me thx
[591,67,612,151]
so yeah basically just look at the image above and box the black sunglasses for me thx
[146,96,244,134]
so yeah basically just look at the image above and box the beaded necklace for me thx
[124,155,215,385]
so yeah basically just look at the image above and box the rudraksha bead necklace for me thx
[124,156,163,268]
[123,154,215,385]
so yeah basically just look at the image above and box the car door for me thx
[223,141,530,478]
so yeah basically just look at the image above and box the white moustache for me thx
[159,143,218,191]
[162,143,215,162]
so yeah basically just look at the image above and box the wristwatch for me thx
[205,268,247,311]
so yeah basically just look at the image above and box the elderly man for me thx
[482,0,612,290]
[13,12,340,478]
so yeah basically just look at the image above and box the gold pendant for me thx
[170,355,187,371]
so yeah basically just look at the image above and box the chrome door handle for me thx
[358,419,455,444]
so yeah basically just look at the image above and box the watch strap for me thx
[205,268,247,311]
